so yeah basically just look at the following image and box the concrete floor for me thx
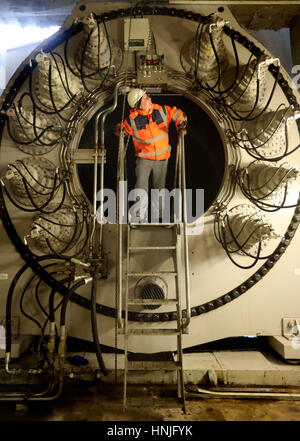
[1,348,300,422]
[1,382,300,422]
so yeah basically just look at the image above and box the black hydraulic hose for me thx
[226,77,260,122]
[60,279,87,327]
[16,95,63,147]
[224,213,277,260]
[221,214,264,253]
[15,100,43,144]
[23,177,66,214]
[91,263,108,376]
[225,66,279,122]
[50,51,74,100]
[71,215,90,257]
[63,26,83,79]
[45,209,79,255]
[45,212,89,257]
[6,163,61,199]
[48,65,77,122]
[35,267,64,321]
[242,166,289,199]
[241,113,300,162]
[241,182,299,212]
[15,160,63,191]
[41,280,71,339]
[34,222,75,245]
[6,111,55,146]
[206,31,221,91]
[19,272,45,332]
[200,30,240,95]
[49,276,73,325]
[1,183,43,213]
[22,173,58,211]
[22,168,58,197]
[216,54,254,102]
[2,165,66,215]
[193,22,204,84]
[5,255,72,356]
[220,220,262,269]
[80,28,95,93]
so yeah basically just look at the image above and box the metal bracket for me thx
[72,149,106,164]
[257,57,280,80]
[282,317,300,341]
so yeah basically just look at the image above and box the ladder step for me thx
[129,223,176,227]
[127,298,178,305]
[127,360,181,370]
[129,246,176,251]
[125,329,180,335]
[126,397,183,408]
[127,271,177,277]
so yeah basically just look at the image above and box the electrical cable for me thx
[90,263,108,375]
[220,217,262,269]
[6,162,63,198]
[41,280,71,340]
[6,107,58,146]
[5,255,73,358]
[50,51,75,100]
[225,65,280,122]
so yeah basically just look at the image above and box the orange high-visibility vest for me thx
[117,103,187,161]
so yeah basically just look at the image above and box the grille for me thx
[139,283,165,310]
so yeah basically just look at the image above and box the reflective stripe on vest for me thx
[172,109,181,122]
[130,108,169,145]
[132,132,168,144]
[159,107,168,127]
[137,145,171,157]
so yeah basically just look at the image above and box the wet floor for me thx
[1,382,300,422]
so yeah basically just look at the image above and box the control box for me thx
[136,54,168,86]
[124,18,151,51]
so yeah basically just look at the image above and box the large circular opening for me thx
[77,93,226,214]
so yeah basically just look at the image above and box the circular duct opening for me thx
[139,283,165,310]
[135,276,168,310]
[77,92,226,215]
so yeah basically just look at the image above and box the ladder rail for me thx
[117,130,125,328]
[179,130,191,330]
[123,223,130,409]
[119,127,190,412]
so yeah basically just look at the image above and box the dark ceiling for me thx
[0,1,300,30]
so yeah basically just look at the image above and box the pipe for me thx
[60,278,90,327]
[90,263,108,375]
[89,103,109,253]
[186,385,300,401]
[98,83,121,251]
[89,84,121,254]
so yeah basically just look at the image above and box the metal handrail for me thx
[178,130,191,330]
[116,127,190,330]
[98,83,121,252]
[117,131,125,328]
[90,83,122,255]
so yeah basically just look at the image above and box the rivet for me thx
[198,305,206,314]
[232,290,240,298]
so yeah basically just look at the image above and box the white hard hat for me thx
[127,88,146,108]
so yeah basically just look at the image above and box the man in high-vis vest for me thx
[116,88,187,222]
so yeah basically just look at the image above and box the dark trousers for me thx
[130,158,168,220]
